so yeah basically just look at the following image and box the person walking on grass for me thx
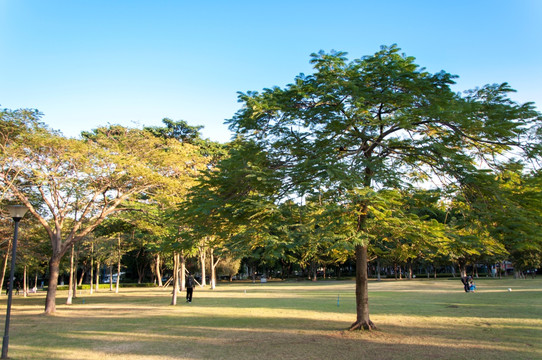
[186,275,194,303]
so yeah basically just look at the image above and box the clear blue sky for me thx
[1,1,541,143]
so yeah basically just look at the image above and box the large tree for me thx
[1,113,195,313]
[226,45,541,329]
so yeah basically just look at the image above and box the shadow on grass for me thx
[8,310,542,360]
[57,290,542,321]
[4,279,541,321]
[2,280,541,359]
[8,287,536,321]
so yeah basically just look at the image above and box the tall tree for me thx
[142,119,216,298]
[226,45,541,329]
[0,114,191,313]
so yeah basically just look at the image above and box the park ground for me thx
[0,278,541,359]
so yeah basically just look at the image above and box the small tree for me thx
[217,255,242,281]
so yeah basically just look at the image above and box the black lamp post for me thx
[2,205,28,359]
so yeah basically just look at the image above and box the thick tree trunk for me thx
[349,245,376,331]
[45,256,61,314]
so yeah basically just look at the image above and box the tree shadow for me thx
[8,311,542,360]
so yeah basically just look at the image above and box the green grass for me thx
[1,278,541,359]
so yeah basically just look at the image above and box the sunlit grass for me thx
[1,278,541,359]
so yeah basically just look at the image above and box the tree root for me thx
[349,320,377,331]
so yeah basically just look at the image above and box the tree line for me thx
[1,45,541,330]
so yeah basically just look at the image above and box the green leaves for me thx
[222,44,542,273]
[230,45,541,198]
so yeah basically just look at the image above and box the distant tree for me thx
[491,166,542,274]
[363,190,447,280]
[144,118,203,144]
[1,113,194,313]
[458,163,542,275]
[217,254,242,281]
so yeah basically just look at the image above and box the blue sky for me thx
[1,1,541,143]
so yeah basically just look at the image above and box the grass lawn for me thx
[1,277,541,359]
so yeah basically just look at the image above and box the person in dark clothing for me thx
[461,276,472,292]
[186,275,194,303]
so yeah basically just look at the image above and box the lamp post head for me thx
[6,205,28,221]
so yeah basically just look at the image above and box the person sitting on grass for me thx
[460,276,471,292]
[469,280,476,292]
